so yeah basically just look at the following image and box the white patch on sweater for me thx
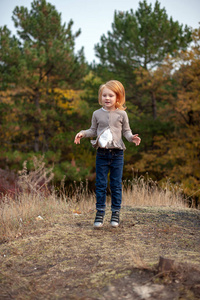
[98,128,113,148]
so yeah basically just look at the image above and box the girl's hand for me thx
[132,134,141,146]
[74,132,83,144]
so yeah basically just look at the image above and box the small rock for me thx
[36,215,44,221]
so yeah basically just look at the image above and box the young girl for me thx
[74,80,141,228]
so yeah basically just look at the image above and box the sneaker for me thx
[94,210,105,228]
[110,211,120,227]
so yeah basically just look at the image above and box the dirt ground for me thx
[0,206,200,299]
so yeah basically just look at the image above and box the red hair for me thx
[98,80,126,110]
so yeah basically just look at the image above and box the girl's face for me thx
[101,87,118,111]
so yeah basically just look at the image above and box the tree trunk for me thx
[151,92,157,120]
[34,127,39,152]
[34,90,40,152]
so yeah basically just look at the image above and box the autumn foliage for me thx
[133,28,200,204]
[0,0,199,204]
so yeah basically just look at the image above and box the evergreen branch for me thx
[39,65,54,82]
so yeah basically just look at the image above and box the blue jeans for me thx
[95,148,124,212]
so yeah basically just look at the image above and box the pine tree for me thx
[0,0,87,153]
[94,0,192,118]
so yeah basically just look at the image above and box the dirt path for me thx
[0,206,200,299]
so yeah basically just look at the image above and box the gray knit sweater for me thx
[81,108,133,150]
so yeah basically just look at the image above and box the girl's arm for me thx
[122,112,134,142]
[122,112,141,146]
[74,112,97,145]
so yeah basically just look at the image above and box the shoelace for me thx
[111,212,119,222]
[95,211,104,222]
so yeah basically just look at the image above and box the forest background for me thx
[0,0,199,206]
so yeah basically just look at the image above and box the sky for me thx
[0,0,199,63]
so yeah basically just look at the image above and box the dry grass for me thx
[122,176,188,209]
[0,158,188,243]
[0,157,66,241]
[0,191,67,240]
